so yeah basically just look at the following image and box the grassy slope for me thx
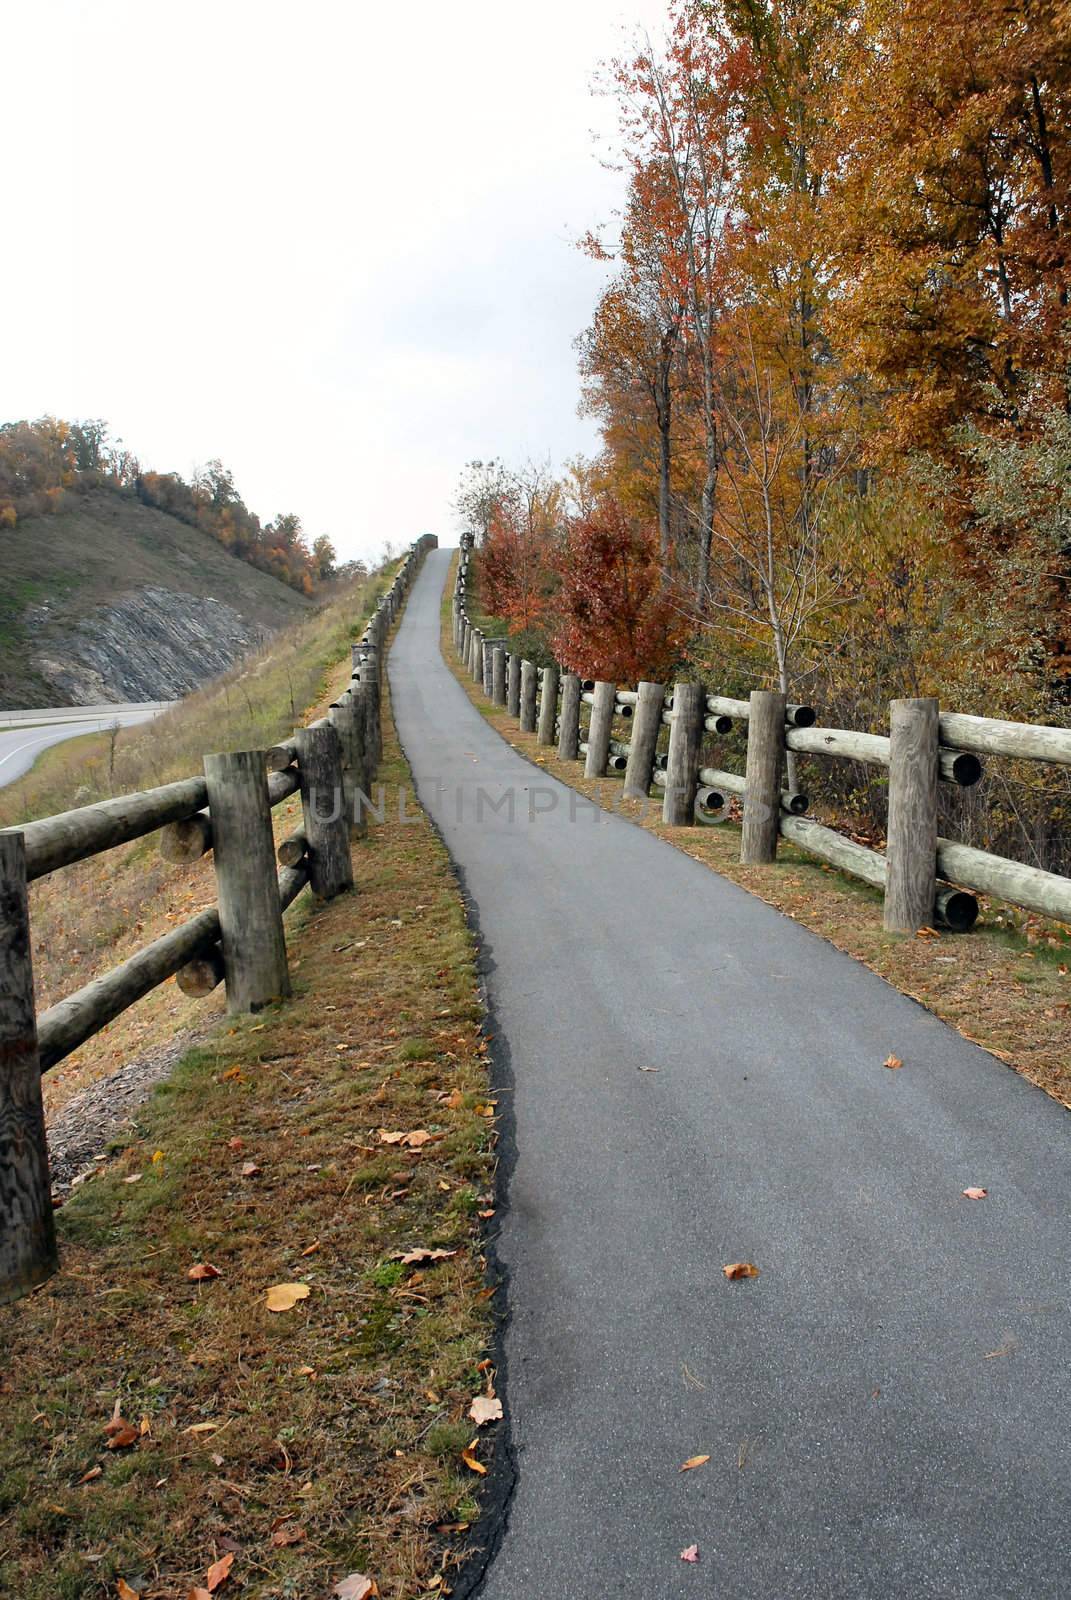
[0,489,310,708]
[0,586,499,1600]
[445,563,1071,1108]
[0,568,395,1119]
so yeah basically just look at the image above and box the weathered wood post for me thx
[884,696,939,932]
[0,833,58,1304]
[507,654,522,718]
[353,647,381,768]
[623,681,665,799]
[585,682,617,778]
[520,661,538,733]
[538,665,560,745]
[492,646,507,707]
[203,751,291,1013]
[329,698,365,839]
[558,674,581,759]
[470,629,484,683]
[662,683,705,824]
[294,726,354,898]
[482,638,504,698]
[740,690,786,863]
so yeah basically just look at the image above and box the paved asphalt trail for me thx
[390,550,1071,1599]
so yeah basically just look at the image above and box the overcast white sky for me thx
[2,0,668,562]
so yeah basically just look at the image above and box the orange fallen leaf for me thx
[188,1263,222,1282]
[77,1465,102,1485]
[468,1395,503,1426]
[962,1187,988,1200]
[266,1282,311,1312]
[680,1454,710,1471]
[105,1422,139,1450]
[270,1523,306,1547]
[116,1580,140,1599]
[461,1438,487,1475]
[883,1055,903,1070]
[206,1550,234,1591]
[301,1241,320,1257]
[187,1590,212,1600]
[722,1262,759,1280]
[680,1544,700,1562]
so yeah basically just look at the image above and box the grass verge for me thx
[444,563,1071,1109]
[0,606,498,1600]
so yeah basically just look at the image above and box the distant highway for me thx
[0,703,172,790]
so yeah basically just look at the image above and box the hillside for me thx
[0,488,312,708]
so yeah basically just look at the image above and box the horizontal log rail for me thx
[0,534,438,1303]
[450,553,1068,944]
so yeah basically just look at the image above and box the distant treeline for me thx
[0,417,341,596]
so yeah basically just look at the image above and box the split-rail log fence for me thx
[452,538,1071,946]
[0,536,437,1304]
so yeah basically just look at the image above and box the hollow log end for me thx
[951,752,983,787]
[936,888,979,933]
[265,745,297,773]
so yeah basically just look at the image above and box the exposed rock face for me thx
[27,587,269,705]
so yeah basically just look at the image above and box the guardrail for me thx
[0,535,437,1305]
[451,542,1071,944]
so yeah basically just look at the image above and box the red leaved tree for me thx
[550,497,682,682]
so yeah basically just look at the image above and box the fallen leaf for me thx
[227,1137,244,1152]
[265,1282,311,1312]
[461,1438,487,1475]
[187,1590,212,1600]
[240,1162,261,1177]
[206,1551,234,1591]
[680,1544,700,1562]
[334,1577,377,1599]
[392,1248,458,1266]
[105,1422,139,1450]
[469,1395,503,1426]
[883,1055,903,1070]
[184,1422,220,1435]
[77,1465,102,1485]
[722,1262,760,1280]
[300,1241,320,1257]
[187,1263,222,1282]
[962,1187,988,1200]
[152,1150,165,1164]
[679,1455,710,1472]
[117,1581,140,1599]
[122,1174,142,1185]
[270,1523,306,1547]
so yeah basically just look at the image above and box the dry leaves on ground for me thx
[680,1544,700,1563]
[392,1247,458,1266]
[883,1055,904,1070]
[963,1187,988,1199]
[722,1262,760,1280]
[461,1438,487,1475]
[679,1455,710,1471]
[187,1262,222,1281]
[334,1577,377,1600]
[265,1282,310,1313]
[468,1395,503,1426]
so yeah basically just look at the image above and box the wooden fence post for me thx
[492,647,507,707]
[294,726,354,898]
[507,654,522,718]
[0,832,58,1305]
[585,681,617,777]
[624,681,664,799]
[558,674,581,759]
[662,683,705,824]
[538,666,560,745]
[885,696,939,932]
[353,647,381,768]
[328,698,365,839]
[520,661,538,733]
[471,629,484,683]
[741,690,786,863]
[203,751,291,1013]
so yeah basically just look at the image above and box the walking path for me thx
[389,549,1071,1599]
